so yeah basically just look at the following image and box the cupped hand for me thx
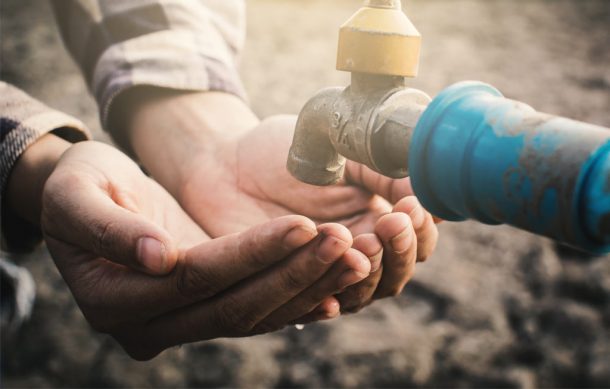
[41,141,372,359]
[177,115,439,313]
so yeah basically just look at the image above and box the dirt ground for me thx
[2,0,610,387]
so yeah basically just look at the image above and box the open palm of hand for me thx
[42,142,374,359]
[179,115,439,312]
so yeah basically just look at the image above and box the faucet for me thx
[288,0,429,185]
[287,0,610,254]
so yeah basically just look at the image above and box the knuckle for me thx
[279,268,307,292]
[174,260,217,301]
[214,296,258,335]
[237,232,271,270]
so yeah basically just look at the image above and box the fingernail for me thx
[353,249,372,275]
[337,253,371,289]
[391,228,412,253]
[316,234,349,264]
[137,237,167,274]
[325,308,340,319]
[321,300,341,319]
[283,226,317,248]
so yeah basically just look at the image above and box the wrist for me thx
[6,133,72,225]
[111,87,259,196]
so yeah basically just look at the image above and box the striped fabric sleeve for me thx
[0,82,91,251]
[50,0,248,133]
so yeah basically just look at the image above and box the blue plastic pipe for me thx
[409,81,610,254]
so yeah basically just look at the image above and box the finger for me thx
[260,247,371,329]
[173,215,318,301]
[344,162,415,204]
[298,185,375,222]
[393,197,439,262]
[335,234,384,312]
[341,196,392,237]
[122,297,343,360]
[42,174,178,275]
[144,223,353,349]
[54,215,320,330]
[290,297,341,325]
[373,212,417,299]
[351,234,384,273]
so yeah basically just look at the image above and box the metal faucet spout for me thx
[287,77,430,186]
[287,88,344,186]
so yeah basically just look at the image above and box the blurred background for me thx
[1,0,610,387]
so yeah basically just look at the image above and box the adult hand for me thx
[184,115,439,313]
[121,91,439,314]
[40,141,372,359]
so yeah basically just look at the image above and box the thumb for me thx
[42,175,178,275]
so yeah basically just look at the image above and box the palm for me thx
[132,177,208,249]
[40,142,209,328]
[43,143,208,260]
[180,115,411,237]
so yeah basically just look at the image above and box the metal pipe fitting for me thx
[287,74,430,186]
[287,87,344,186]
[364,0,402,9]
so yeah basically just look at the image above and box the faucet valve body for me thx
[287,75,430,185]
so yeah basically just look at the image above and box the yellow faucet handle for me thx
[337,0,421,77]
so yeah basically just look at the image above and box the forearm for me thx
[52,0,250,196]
[112,87,259,197]
[6,133,71,225]
[51,0,249,187]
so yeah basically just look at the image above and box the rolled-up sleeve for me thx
[1,82,90,251]
[50,0,247,131]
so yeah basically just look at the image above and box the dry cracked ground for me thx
[1,0,610,387]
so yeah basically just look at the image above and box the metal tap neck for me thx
[350,73,406,94]
[364,0,401,9]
